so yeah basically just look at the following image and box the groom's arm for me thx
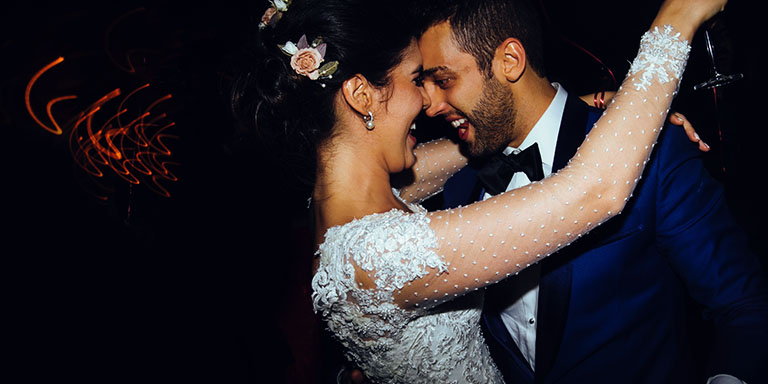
[653,126,768,383]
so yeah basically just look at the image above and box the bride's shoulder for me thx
[316,206,438,277]
[314,205,443,299]
[320,207,428,248]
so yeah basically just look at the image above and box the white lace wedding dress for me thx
[314,202,504,383]
[312,26,691,383]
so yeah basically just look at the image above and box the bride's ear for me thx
[342,74,374,116]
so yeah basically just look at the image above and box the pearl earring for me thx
[363,111,375,130]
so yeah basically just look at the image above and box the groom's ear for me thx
[494,38,526,83]
[342,74,374,116]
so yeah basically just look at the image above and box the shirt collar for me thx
[504,83,568,168]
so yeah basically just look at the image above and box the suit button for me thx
[528,317,535,325]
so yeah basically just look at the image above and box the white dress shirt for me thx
[482,83,568,370]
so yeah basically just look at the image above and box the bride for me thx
[233,0,726,382]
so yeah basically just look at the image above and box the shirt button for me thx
[528,317,535,325]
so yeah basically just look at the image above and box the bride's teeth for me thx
[410,122,416,131]
[451,118,466,128]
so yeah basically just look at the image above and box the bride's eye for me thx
[413,75,425,87]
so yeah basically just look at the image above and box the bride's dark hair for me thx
[230,0,416,189]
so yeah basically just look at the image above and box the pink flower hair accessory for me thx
[279,35,340,86]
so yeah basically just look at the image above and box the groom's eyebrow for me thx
[422,66,452,78]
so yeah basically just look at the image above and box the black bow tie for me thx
[477,142,545,196]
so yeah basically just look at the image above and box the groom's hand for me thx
[669,112,710,152]
[580,92,709,152]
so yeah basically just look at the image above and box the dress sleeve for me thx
[393,26,693,309]
[346,209,446,293]
[312,209,445,319]
[397,138,469,204]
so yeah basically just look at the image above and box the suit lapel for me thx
[551,94,593,171]
[441,165,483,209]
[535,94,595,381]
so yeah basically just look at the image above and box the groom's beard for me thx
[466,78,517,158]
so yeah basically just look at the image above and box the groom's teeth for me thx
[451,118,466,128]
[410,122,416,131]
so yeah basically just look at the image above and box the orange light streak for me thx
[112,159,140,185]
[117,83,150,128]
[46,95,78,134]
[133,113,167,147]
[28,57,179,198]
[148,123,176,156]
[100,108,129,134]
[70,137,106,178]
[156,160,179,181]
[86,113,122,160]
[80,89,122,160]
[144,94,172,115]
[25,57,70,135]
[125,155,153,176]
[147,175,173,198]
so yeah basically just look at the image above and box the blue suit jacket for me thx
[441,94,768,383]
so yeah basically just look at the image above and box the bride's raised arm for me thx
[396,100,707,205]
[381,0,725,308]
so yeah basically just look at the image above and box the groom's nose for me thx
[424,86,448,117]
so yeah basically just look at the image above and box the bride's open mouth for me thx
[408,122,417,144]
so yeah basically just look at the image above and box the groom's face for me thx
[419,21,520,157]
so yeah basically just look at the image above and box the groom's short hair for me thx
[414,0,546,78]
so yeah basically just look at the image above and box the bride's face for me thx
[375,40,430,173]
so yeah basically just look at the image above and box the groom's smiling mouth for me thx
[449,117,469,140]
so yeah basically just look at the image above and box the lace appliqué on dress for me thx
[312,205,445,310]
[630,25,691,91]
[311,207,442,348]
[312,207,503,383]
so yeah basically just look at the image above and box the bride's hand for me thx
[653,0,727,38]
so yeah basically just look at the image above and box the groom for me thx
[415,0,768,383]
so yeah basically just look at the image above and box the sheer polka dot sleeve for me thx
[394,26,692,308]
[398,138,468,204]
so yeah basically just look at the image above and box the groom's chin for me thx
[465,141,498,161]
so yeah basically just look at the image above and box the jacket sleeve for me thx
[654,124,768,383]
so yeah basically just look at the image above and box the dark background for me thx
[3,1,765,383]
